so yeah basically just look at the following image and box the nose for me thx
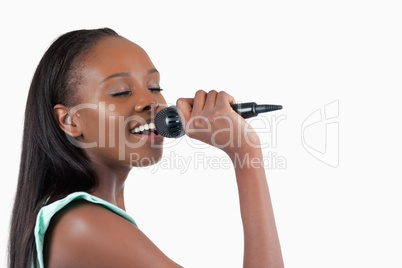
[135,94,160,112]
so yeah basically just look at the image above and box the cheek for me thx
[79,106,122,144]
[77,105,164,165]
[79,107,142,150]
[79,109,102,142]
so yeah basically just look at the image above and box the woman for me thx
[8,28,284,267]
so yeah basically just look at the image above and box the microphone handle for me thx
[230,102,283,119]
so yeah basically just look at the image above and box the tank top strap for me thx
[33,191,137,268]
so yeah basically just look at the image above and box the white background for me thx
[1,1,401,267]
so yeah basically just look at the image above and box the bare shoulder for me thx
[44,199,181,268]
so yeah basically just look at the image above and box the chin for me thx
[127,149,163,167]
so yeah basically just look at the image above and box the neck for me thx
[90,161,131,211]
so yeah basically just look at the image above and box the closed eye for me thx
[149,87,163,92]
[111,91,131,97]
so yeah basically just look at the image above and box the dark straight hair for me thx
[8,28,119,268]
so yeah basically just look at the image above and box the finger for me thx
[215,91,236,108]
[203,90,218,111]
[176,98,194,107]
[176,98,194,124]
[191,90,207,115]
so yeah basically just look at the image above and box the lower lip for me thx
[131,132,164,143]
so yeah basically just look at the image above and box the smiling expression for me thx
[71,36,167,167]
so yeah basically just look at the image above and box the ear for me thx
[53,104,82,137]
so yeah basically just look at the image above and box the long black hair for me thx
[8,28,119,268]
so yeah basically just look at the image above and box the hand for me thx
[176,90,261,157]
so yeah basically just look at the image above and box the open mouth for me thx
[131,129,160,136]
[130,121,160,136]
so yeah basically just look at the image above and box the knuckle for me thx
[193,119,203,129]
[193,117,208,129]
[219,90,231,98]
[176,99,187,109]
[176,98,184,105]
[219,90,227,95]
[195,89,206,96]
[216,91,234,105]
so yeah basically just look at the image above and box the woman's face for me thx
[72,36,167,168]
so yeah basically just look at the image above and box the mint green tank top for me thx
[33,191,137,268]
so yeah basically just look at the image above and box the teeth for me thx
[131,122,156,134]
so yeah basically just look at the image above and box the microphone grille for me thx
[154,106,185,138]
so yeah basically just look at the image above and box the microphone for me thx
[155,102,282,138]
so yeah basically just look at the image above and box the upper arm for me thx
[44,200,181,268]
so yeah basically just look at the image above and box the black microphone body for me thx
[230,102,282,119]
[155,102,282,138]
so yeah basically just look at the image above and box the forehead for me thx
[83,37,155,78]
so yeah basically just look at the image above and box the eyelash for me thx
[111,91,131,97]
[149,87,163,92]
[111,88,163,97]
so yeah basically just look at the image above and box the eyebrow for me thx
[100,69,159,85]
[100,72,132,85]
